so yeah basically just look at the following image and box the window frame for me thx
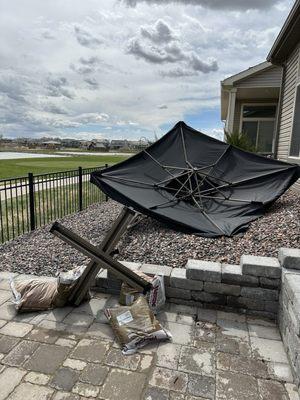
[239,103,278,154]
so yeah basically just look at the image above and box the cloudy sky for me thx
[0,0,294,141]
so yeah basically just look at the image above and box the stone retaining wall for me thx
[95,254,281,320]
[278,248,300,387]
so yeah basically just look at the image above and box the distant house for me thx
[267,0,300,190]
[41,140,61,150]
[128,139,150,151]
[88,139,110,151]
[110,139,128,150]
[221,62,282,155]
[61,138,81,148]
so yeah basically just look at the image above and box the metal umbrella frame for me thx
[91,121,300,237]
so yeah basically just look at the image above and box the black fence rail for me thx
[0,165,108,244]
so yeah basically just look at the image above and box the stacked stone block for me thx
[166,255,280,319]
[278,248,300,388]
[95,255,281,319]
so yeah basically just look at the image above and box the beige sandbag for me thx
[119,274,166,313]
[119,282,141,306]
[10,265,87,312]
[10,278,58,312]
[105,296,172,355]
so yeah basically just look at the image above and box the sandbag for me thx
[119,274,166,313]
[119,282,141,306]
[10,277,58,312]
[10,265,86,312]
[105,296,172,355]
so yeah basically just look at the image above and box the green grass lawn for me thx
[0,154,130,179]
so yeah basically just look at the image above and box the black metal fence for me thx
[0,165,108,244]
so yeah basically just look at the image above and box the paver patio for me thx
[0,273,299,400]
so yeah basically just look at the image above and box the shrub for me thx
[224,130,257,153]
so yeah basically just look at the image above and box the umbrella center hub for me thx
[163,168,221,208]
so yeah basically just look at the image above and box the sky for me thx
[0,0,295,142]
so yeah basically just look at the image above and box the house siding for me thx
[236,66,282,88]
[277,42,300,191]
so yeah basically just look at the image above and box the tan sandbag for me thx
[10,278,58,312]
[10,265,87,312]
[119,274,166,312]
[105,296,172,354]
[55,265,87,307]
[119,282,141,306]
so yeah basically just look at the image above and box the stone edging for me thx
[95,255,282,320]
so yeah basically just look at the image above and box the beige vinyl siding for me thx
[277,44,300,159]
[236,66,282,88]
[277,43,300,191]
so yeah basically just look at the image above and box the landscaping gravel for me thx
[0,189,299,276]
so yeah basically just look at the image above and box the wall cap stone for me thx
[278,248,300,270]
[241,255,281,278]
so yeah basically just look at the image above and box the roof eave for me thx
[221,61,272,86]
[267,0,300,64]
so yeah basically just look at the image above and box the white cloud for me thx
[0,0,294,140]
[74,25,103,49]
[127,19,218,74]
[122,0,280,10]
[141,20,177,44]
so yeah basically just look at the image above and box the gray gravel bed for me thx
[0,189,299,276]
[0,201,123,276]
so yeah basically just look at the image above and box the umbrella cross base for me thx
[50,207,152,306]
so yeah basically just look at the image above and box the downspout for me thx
[273,64,286,159]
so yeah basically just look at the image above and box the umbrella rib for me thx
[180,125,195,195]
[172,172,193,199]
[202,210,226,235]
[196,145,231,190]
[180,125,189,166]
[101,175,155,188]
[193,171,204,209]
[143,150,189,188]
[199,167,294,197]
[155,169,191,186]
[195,194,259,204]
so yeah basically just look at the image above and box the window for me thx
[241,104,277,153]
[290,84,300,158]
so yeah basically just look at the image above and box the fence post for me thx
[28,173,35,231]
[78,166,83,211]
[104,164,108,202]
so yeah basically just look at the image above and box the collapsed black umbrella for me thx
[91,121,300,237]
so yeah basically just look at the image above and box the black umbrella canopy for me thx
[91,121,300,237]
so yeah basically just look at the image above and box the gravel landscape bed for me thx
[0,189,299,276]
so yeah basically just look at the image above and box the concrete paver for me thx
[0,282,298,400]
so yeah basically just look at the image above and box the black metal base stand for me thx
[50,206,149,305]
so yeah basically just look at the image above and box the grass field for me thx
[0,154,130,179]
